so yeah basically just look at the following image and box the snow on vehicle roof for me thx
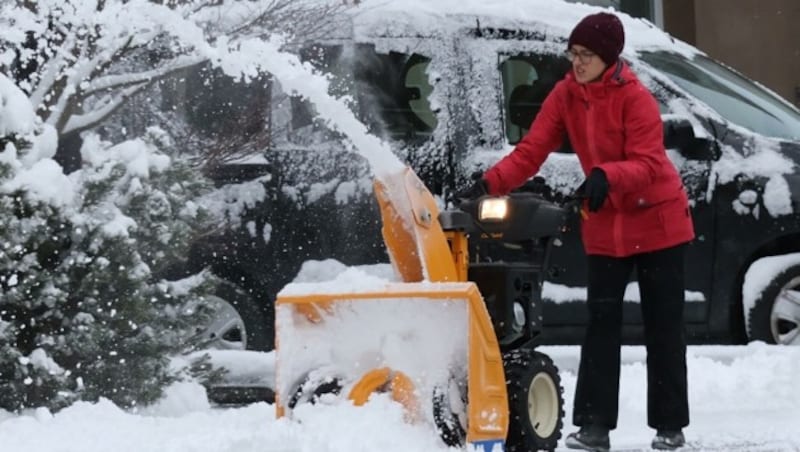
[348,0,700,58]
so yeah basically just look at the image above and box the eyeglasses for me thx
[565,49,597,64]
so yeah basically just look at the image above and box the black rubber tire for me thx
[748,263,800,345]
[215,281,274,351]
[288,374,343,409]
[503,347,564,452]
[432,381,467,447]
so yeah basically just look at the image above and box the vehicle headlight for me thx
[479,197,509,222]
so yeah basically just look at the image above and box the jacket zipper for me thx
[584,86,625,256]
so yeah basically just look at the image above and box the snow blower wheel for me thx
[287,373,343,409]
[432,378,467,447]
[503,347,564,452]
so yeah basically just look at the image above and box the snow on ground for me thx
[1,343,799,452]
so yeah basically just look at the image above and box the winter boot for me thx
[651,429,686,450]
[565,424,610,451]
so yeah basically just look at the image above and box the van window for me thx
[499,54,570,145]
[294,44,437,145]
[641,51,800,141]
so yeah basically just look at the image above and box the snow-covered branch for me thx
[3,0,352,167]
[28,34,78,111]
[84,54,205,96]
[63,83,149,135]
[45,52,102,132]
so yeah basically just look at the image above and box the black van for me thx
[183,3,800,350]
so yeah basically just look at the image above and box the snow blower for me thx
[274,167,567,452]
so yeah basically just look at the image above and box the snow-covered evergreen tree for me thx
[1,75,218,411]
[0,169,78,410]
[0,73,74,410]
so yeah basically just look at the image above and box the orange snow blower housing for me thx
[275,167,567,452]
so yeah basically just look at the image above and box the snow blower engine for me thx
[274,167,568,452]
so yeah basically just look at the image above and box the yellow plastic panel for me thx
[374,167,458,283]
[274,282,507,446]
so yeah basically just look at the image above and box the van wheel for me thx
[205,281,274,351]
[748,264,800,345]
[503,347,564,452]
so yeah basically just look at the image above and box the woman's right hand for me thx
[454,178,488,201]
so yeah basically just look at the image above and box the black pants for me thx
[572,244,689,431]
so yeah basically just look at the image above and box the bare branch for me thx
[190,0,225,14]
[225,1,350,45]
[84,35,136,83]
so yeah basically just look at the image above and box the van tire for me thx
[215,281,274,351]
[748,264,800,345]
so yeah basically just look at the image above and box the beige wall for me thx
[664,0,800,106]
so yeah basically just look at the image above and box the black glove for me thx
[455,178,488,201]
[584,168,609,212]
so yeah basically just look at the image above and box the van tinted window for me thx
[294,44,437,145]
[499,54,570,146]
[641,51,800,141]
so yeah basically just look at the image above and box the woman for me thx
[457,12,693,452]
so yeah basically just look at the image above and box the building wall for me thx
[662,0,695,45]
[663,0,800,106]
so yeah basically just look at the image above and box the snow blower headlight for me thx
[478,197,509,222]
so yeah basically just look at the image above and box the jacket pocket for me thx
[657,195,695,243]
[620,180,683,211]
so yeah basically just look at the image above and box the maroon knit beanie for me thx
[568,12,625,65]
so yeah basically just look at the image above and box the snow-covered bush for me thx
[0,75,218,411]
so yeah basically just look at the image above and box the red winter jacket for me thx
[483,61,694,257]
